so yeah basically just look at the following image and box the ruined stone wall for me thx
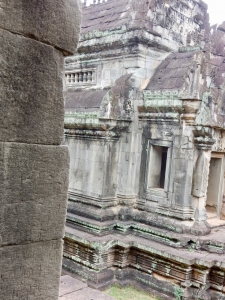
[0,1,81,299]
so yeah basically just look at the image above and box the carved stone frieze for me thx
[64,128,119,140]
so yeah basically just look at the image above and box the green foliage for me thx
[174,286,183,300]
[106,285,160,300]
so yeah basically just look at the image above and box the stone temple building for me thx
[63,0,225,298]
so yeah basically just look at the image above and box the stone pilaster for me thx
[191,127,215,235]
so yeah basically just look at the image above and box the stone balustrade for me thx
[82,0,107,7]
[66,70,96,85]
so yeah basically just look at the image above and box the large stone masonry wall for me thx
[0,1,81,299]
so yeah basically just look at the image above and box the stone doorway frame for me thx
[206,152,225,219]
[145,140,172,201]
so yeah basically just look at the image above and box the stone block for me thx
[59,288,114,300]
[59,276,87,297]
[0,29,65,145]
[0,0,81,55]
[0,239,63,300]
[0,142,69,246]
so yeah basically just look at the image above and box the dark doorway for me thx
[160,147,168,189]
[206,155,223,219]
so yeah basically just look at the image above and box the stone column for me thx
[191,128,214,235]
[0,1,81,299]
[169,136,195,220]
[192,151,211,217]
[117,128,142,206]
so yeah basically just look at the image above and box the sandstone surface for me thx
[0,0,81,55]
[0,0,81,298]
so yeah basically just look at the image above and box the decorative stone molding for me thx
[65,128,119,140]
[68,191,118,209]
[157,206,195,221]
[144,90,180,101]
[179,46,201,53]
[194,136,215,150]
[64,111,131,140]
[64,111,100,129]
[143,90,183,112]
[193,126,215,150]
[139,91,185,124]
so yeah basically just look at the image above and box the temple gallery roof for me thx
[66,89,109,112]
[81,0,130,34]
[79,0,208,53]
[146,22,225,93]
[146,50,202,91]
[81,0,208,34]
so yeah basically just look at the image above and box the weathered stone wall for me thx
[0,1,81,299]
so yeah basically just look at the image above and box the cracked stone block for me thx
[0,240,63,300]
[0,0,81,55]
[0,142,69,246]
[0,28,67,145]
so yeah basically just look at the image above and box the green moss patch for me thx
[106,285,160,300]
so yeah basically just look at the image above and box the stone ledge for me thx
[59,275,114,300]
[62,230,225,299]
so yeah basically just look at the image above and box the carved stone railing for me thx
[65,69,96,86]
[82,0,108,7]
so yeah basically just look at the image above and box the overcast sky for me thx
[85,0,225,26]
[204,0,225,25]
